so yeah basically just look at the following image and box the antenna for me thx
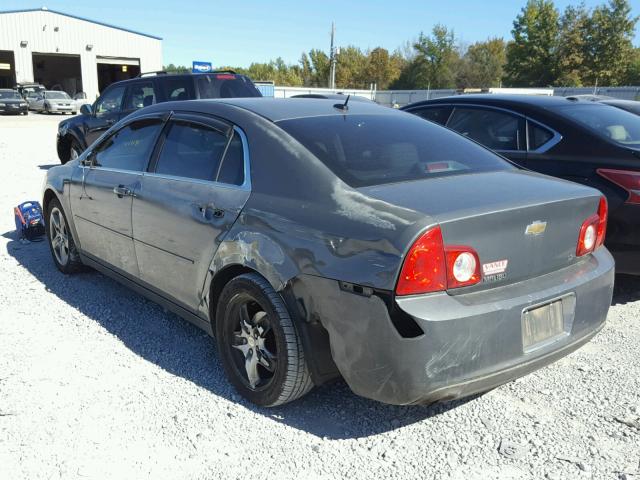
[334,95,350,111]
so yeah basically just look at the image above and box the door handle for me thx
[195,203,224,220]
[113,185,134,198]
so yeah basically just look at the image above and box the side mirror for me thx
[80,104,92,116]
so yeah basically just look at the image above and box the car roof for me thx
[405,94,586,110]
[157,97,398,122]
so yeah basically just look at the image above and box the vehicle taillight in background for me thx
[597,168,640,204]
[576,196,608,257]
[396,226,481,296]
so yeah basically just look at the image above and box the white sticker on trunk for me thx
[483,259,508,276]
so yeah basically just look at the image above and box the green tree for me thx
[583,0,638,86]
[394,25,460,89]
[163,63,190,74]
[335,46,368,88]
[362,47,402,90]
[556,3,590,86]
[505,0,560,86]
[457,38,507,88]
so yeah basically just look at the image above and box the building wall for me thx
[0,9,162,100]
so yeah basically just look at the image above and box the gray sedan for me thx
[30,90,76,114]
[42,98,614,406]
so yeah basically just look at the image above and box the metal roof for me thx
[0,7,162,40]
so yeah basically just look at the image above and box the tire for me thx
[216,273,313,406]
[46,198,84,274]
[68,139,82,162]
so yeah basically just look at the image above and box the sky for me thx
[2,0,639,67]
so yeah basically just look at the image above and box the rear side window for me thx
[196,74,261,99]
[412,106,452,126]
[217,132,245,185]
[124,81,156,111]
[162,77,195,101]
[93,119,162,171]
[447,107,525,151]
[155,121,228,181]
[528,122,554,150]
[277,113,513,188]
[95,86,125,115]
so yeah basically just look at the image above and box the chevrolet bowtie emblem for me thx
[525,221,547,236]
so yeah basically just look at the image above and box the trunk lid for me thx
[360,170,602,290]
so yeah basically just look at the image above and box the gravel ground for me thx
[0,113,639,480]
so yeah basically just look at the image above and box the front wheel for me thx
[216,273,313,406]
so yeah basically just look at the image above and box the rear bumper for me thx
[306,248,614,405]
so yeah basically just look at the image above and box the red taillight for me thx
[597,168,640,204]
[576,196,608,257]
[396,226,481,296]
[596,196,608,248]
[396,227,446,295]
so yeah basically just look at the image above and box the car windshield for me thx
[0,91,20,99]
[196,74,261,99]
[558,103,640,147]
[46,91,70,99]
[277,113,514,187]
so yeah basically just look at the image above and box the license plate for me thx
[522,299,566,350]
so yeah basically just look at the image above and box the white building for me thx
[0,7,162,100]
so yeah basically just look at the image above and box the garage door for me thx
[97,56,140,93]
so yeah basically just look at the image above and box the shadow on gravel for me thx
[612,274,640,306]
[5,230,474,439]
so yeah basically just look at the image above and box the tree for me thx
[583,0,638,86]
[163,63,189,74]
[505,0,560,86]
[456,38,507,88]
[393,24,460,89]
[556,3,590,86]
[335,46,368,88]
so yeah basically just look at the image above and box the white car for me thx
[31,90,77,115]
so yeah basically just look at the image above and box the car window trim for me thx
[422,102,564,154]
[406,105,454,126]
[145,114,250,190]
[84,113,168,172]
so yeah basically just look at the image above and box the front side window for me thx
[154,121,228,181]
[447,107,525,151]
[413,106,452,126]
[124,82,156,111]
[277,113,513,188]
[558,104,640,147]
[92,119,162,171]
[95,86,125,116]
[162,77,195,101]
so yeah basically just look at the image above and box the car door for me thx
[70,115,165,277]
[132,114,250,310]
[445,105,528,167]
[84,85,126,147]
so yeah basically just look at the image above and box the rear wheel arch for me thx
[42,188,60,215]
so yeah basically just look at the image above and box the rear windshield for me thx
[558,103,640,147]
[195,74,261,99]
[277,113,514,187]
[0,91,20,99]
[46,91,70,99]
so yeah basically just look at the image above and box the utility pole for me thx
[329,21,337,90]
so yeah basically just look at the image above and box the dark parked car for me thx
[599,98,640,116]
[56,71,261,163]
[0,89,28,115]
[402,95,640,274]
[43,98,613,406]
